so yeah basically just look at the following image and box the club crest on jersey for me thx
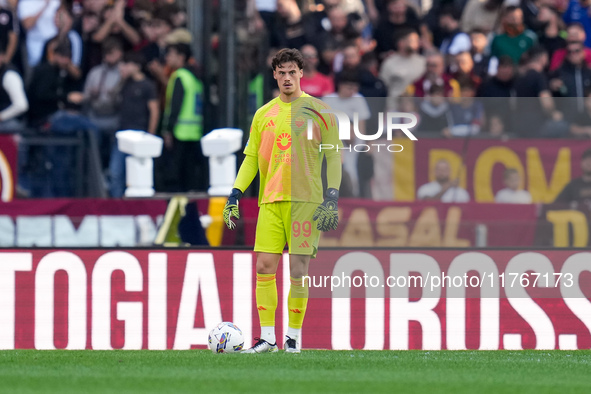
[276,133,291,150]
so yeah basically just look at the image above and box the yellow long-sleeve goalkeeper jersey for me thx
[238,93,342,205]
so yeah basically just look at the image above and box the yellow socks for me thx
[287,276,309,332]
[256,273,277,343]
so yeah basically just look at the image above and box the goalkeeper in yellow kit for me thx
[223,48,342,353]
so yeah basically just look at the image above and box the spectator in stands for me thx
[27,40,82,127]
[512,46,562,137]
[438,6,471,56]
[312,5,359,74]
[76,8,103,77]
[563,0,591,48]
[452,51,481,91]
[272,0,314,49]
[83,0,108,15]
[491,6,537,65]
[255,0,277,30]
[380,28,426,109]
[142,7,174,88]
[141,7,173,64]
[93,0,141,51]
[444,77,484,137]
[521,0,546,34]
[339,44,387,98]
[300,44,334,97]
[461,0,504,35]
[417,84,451,134]
[549,40,591,120]
[537,5,566,62]
[569,89,591,137]
[555,148,591,204]
[374,0,421,58]
[159,43,206,192]
[19,0,60,67]
[28,40,93,197]
[417,158,470,202]
[0,45,28,132]
[322,70,371,198]
[110,51,159,198]
[549,23,591,71]
[495,168,532,203]
[409,51,460,97]
[69,37,123,161]
[470,29,493,78]
[478,55,516,136]
[41,4,84,81]
[0,0,18,65]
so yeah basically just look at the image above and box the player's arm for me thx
[224,114,261,230]
[314,111,342,231]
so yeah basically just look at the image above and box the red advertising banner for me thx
[1,249,590,350]
[393,139,591,203]
[0,135,17,202]
[0,199,168,247]
[222,200,538,248]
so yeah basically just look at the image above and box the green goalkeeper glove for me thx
[223,188,243,230]
[313,188,339,232]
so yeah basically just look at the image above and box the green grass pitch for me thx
[1,350,590,393]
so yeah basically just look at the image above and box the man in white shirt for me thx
[495,168,532,204]
[417,159,470,202]
[322,70,371,197]
[19,0,60,67]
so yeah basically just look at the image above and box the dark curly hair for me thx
[271,48,305,71]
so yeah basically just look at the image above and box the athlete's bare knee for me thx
[256,253,281,274]
[290,254,310,278]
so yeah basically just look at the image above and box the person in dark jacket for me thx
[27,40,81,127]
[477,55,516,135]
[549,40,591,121]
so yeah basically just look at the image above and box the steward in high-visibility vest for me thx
[160,43,207,192]
[162,48,203,141]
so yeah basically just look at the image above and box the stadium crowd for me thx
[1,0,590,201]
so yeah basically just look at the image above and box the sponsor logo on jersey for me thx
[276,133,291,151]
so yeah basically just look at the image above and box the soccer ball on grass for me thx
[208,322,245,353]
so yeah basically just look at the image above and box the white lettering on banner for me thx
[0,215,163,247]
[54,216,99,247]
[99,216,137,247]
[390,254,442,350]
[148,253,167,350]
[35,252,87,350]
[92,252,143,350]
[0,253,32,349]
[446,253,499,350]
[561,253,591,349]
[3,250,591,350]
[0,216,15,246]
[173,253,222,350]
[315,110,418,141]
[17,217,52,246]
[233,253,253,350]
[505,253,555,350]
[331,252,385,350]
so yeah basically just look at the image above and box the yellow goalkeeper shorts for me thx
[254,201,321,258]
